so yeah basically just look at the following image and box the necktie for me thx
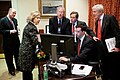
[72,24,75,33]
[10,20,15,29]
[97,19,101,40]
[58,19,62,25]
[78,39,81,56]
[58,19,62,33]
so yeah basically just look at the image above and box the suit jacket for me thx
[70,20,95,37]
[0,16,20,52]
[49,16,71,35]
[95,14,120,49]
[70,35,97,64]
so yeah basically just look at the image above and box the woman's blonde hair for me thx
[26,11,40,23]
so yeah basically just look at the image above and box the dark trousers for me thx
[22,71,33,80]
[4,48,19,73]
[101,53,120,80]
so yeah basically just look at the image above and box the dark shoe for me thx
[15,69,20,73]
[16,68,20,71]
[16,67,20,71]
[9,71,16,76]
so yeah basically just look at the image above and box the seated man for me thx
[59,25,97,64]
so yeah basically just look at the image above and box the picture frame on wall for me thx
[38,0,66,19]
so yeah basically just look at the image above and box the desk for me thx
[48,73,95,80]
[37,63,95,80]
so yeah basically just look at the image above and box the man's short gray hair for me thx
[57,6,65,12]
[92,4,104,12]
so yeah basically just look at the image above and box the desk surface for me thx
[48,72,95,80]
[37,62,95,80]
[38,69,95,80]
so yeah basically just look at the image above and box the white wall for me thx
[11,0,39,41]
[66,0,88,24]
[11,0,88,41]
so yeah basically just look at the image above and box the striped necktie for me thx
[10,20,15,29]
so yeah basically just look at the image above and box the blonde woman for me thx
[18,11,41,80]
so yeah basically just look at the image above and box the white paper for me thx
[57,63,67,70]
[71,64,92,76]
[105,37,116,52]
[48,63,67,71]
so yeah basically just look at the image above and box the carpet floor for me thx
[0,59,39,80]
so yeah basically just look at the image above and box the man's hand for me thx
[112,47,120,52]
[59,57,69,62]
[10,30,17,34]
[93,36,99,41]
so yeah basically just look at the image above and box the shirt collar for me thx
[79,34,85,42]
[7,15,12,21]
[80,34,85,42]
[99,13,104,20]
[78,34,85,47]
[74,21,77,27]
[58,18,62,22]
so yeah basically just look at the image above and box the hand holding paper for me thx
[112,47,120,52]
[105,37,116,52]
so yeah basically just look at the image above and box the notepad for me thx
[71,64,92,76]
[105,37,116,52]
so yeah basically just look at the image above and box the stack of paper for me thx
[105,37,116,52]
[71,64,92,76]
[57,63,67,70]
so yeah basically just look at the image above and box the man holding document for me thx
[92,4,120,80]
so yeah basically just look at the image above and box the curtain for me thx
[88,0,120,33]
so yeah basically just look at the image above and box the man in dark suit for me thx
[49,6,71,35]
[59,25,97,64]
[0,8,20,76]
[70,11,96,41]
[92,4,120,80]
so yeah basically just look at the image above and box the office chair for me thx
[45,25,50,34]
[88,60,102,80]
[88,40,105,80]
